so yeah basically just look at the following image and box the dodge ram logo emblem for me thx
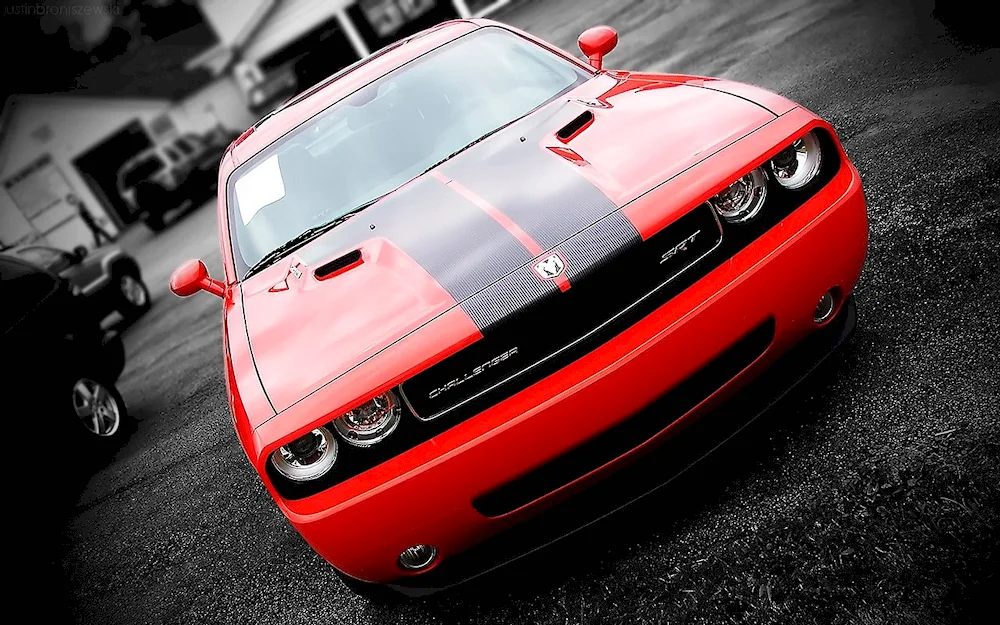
[533,253,566,280]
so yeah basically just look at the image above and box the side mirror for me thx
[578,25,618,71]
[71,245,88,263]
[170,259,225,298]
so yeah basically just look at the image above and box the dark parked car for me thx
[1,253,133,447]
[13,243,151,323]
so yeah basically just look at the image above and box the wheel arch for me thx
[107,255,142,280]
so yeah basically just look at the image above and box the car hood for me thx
[57,246,121,288]
[82,246,122,268]
[242,80,775,412]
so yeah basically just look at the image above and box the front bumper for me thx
[250,106,868,587]
[269,142,868,587]
[394,294,857,595]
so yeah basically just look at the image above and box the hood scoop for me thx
[556,110,595,142]
[315,249,363,280]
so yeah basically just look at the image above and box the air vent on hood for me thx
[315,249,363,279]
[556,110,595,142]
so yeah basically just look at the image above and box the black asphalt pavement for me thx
[46,0,998,623]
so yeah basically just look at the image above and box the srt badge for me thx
[660,230,701,264]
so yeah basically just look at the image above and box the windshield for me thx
[0,256,60,333]
[227,27,589,276]
[15,246,62,267]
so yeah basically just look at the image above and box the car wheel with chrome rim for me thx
[70,377,131,445]
[118,273,151,319]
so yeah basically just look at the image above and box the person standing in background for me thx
[67,193,116,246]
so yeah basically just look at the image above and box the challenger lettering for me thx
[428,347,519,399]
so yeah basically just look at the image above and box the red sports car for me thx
[171,20,867,595]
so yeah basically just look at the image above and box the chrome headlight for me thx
[271,427,338,482]
[770,131,822,190]
[710,166,768,223]
[332,390,401,447]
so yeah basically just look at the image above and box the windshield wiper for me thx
[417,128,505,179]
[243,196,384,278]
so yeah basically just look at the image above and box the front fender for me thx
[100,331,127,381]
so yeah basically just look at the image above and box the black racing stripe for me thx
[297,175,530,303]
[558,210,640,283]
[461,263,559,332]
[462,211,639,333]
[299,102,620,333]
[441,101,619,251]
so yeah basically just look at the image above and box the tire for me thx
[116,272,151,320]
[69,376,133,450]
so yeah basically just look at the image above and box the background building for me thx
[0,0,511,251]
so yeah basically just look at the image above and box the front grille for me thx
[401,203,724,421]
[391,301,855,593]
[472,318,775,517]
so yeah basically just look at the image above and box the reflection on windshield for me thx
[228,26,588,276]
[15,247,60,267]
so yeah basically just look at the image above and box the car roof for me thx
[230,19,481,165]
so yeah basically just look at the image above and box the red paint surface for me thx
[269,155,867,582]
[240,238,474,414]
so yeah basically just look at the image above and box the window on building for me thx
[361,0,436,38]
